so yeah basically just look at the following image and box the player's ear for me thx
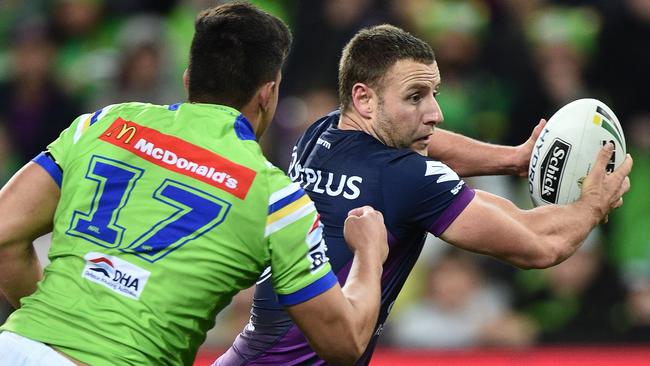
[258,80,276,112]
[183,69,189,91]
[351,83,374,119]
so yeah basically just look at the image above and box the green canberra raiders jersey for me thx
[1,102,335,365]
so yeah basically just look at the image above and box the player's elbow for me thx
[518,238,567,269]
[312,319,368,365]
[317,341,365,366]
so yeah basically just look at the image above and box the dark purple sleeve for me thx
[382,154,475,236]
[428,185,475,236]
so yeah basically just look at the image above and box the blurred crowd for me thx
[0,0,648,351]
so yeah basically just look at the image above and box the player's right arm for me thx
[265,173,387,365]
[0,163,59,308]
[440,143,632,269]
[0,109,96,308]
[285,206,387,366]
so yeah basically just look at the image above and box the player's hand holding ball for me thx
[528,98,633,223]
[579,142,632,223]
[344,206,389,264]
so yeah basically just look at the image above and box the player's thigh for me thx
[0,331,75,366]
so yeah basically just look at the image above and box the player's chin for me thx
[410,141,429,156]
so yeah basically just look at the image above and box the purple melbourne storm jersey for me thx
[217,111,475,365]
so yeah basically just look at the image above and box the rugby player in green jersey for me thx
[0,3,388,366]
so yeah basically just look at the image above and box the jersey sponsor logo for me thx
[539,138,571,204]
[100,118,256,199]
[424,161,459,183]
[451,181,465,195]
[289,151,362,200]
[82,252,151,300]
[316,138,331,149]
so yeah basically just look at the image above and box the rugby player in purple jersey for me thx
[217,24,632,366]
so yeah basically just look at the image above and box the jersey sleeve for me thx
[32,105,116,187]
[382,153,475,236]
[265,172,337,307]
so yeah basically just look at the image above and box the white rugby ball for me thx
[528,98,626,206]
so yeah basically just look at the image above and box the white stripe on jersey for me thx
[73,113,92,143]
[269,182,302,205]
[264,201,315,237]
[256,266,272,284]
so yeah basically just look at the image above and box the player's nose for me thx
[424,96,444,126]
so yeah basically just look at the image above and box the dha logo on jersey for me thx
[306,215,329,273]
[100,118,256,199]
[82,252,151,300]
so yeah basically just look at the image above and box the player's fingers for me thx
[614,197,624,209]
[592,142,615,176]
[613,154,633,178]
[615,176,631,198]
[347,205,374,217]
[529,119,547,140]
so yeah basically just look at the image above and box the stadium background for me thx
[0,0,648,364]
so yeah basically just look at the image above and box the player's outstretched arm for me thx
[0,163,59,308]
[440,143,632,269]
[286,206,387,366]
[429,119,546,177]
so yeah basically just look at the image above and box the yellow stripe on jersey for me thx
[265,194,315,237]
[73,113,93,144]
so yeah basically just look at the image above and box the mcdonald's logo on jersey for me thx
[100,118,256,199]
[104,120,138,144]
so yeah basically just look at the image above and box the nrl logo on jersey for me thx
[424,161,459,183]
[82,252,151,300]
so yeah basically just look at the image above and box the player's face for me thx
[374,60,443,156]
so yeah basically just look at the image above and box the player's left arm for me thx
[0,162,60,308]
[429,119,546,177]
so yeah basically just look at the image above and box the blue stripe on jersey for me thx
[168,102,181,111]
[234,114,256,141]
[268,189,305,214]
[33,152,62,187]
[277,270,337,306]
[89,108,103,125]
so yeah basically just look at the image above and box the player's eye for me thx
[408,94,422,103]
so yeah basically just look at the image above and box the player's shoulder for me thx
[382,150,461,186]
[259,159,296,191]
[295,110,340,150]
[73,102,161,127]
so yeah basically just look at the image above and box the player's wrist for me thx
[505,145,527,176]
[352,248,385,270]
[573,195,605,226]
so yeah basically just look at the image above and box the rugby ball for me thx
[528,98,626,206]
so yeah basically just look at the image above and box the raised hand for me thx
[344,206,388,263]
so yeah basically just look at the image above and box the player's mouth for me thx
[415,133,433,143]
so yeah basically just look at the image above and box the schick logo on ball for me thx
[540,139,571,204]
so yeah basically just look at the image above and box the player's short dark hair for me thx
[338,25,435,111]
[187,2,291,109]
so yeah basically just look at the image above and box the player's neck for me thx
[339,109,384,143]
